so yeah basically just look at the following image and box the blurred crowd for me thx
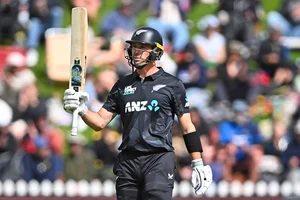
[0,0,300,188]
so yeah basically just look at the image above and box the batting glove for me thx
[191,158,213,196]
[63,89,89,116]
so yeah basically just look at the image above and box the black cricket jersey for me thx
[102,68,190,153]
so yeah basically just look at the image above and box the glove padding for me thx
[63,89,89,116]
[191,158,213,196]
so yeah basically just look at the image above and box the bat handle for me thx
[71,108,79,136]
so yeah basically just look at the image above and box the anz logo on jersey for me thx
[125,100,160,113]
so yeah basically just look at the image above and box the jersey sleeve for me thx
[102,80,120,114]
[172,80,190,115]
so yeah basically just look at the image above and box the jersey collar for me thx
[133,67,164,81]
[149,67,164,80]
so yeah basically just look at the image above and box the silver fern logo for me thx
[135,30,147,35]
[151,84,166,93]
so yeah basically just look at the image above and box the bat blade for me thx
[69,7,88,136]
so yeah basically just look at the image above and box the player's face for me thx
[130,43,152,64]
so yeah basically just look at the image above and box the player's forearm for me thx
[182,123,203,160]
[178,114,203,158]
[81,110,106,131]
[190,152,202,160]
[181,121,196,135]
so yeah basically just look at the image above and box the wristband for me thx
[191,158,203,167]
[78,105,88,117]
[183,131,203,153]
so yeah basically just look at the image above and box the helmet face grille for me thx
[124,46,163,68]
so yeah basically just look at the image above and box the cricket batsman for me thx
[64,26,213,199]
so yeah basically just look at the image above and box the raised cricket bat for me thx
[69,7,88,136]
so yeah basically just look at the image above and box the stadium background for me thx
[0,0,300,199]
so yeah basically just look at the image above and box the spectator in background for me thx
[9,69,64,155]
[248,95,273,124]
[0,99,24,181]
[267,0,300,37]
[190,107,211,137]
[88,34,129,70]
[130,0,149,15]
[260,120,288,182]
[15,100,64,157]
[88,29,132,75]
[0,51,27,108]
[215,40,254,104]
[26,0,64,67]
[22,135,63,182]
[11,69,43,122]
[64,134,97,181]
[31,102,64,156]
[146,0,190,53]
[97,0,135,53]
[174,42,211,116]
[217,0,262,44]
[281,120,300,183]
[193,14,226,79]
[88,69,119,112]
[175,43,207,89]
[99,0,136,37]
[256,26,295,90]
[219,100,263,182]
[91,126,120,181]
[263,120,290,158]
[0,0,23,43]
[89,1,135,73]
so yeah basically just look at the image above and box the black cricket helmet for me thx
[125,27,164,68]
